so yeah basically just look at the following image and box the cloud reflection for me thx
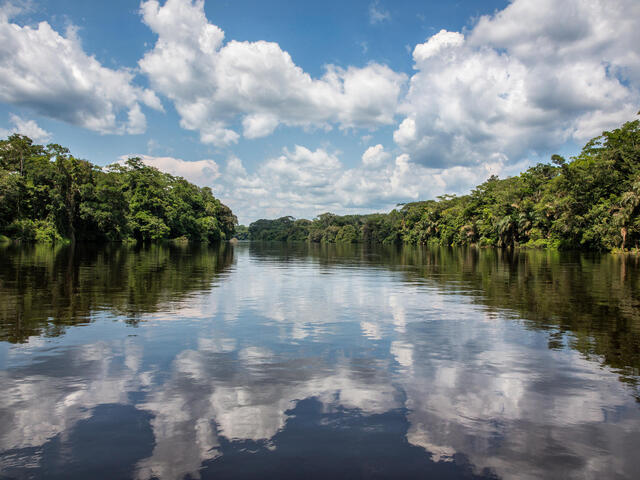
[1,244,639,479]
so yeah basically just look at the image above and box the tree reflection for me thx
[247,243,640,397]
[0,242,234,342]
[1,243,640,479]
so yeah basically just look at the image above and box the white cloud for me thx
[412,30,463,61]
[139,0,406,146]
[361,144,390,167]
[133,0,639,218]
[116,142,522,224]
[118,154,220,187]
[369,1,390,25]
[0,114,51,142]
[395,0,640,167]
[392,117,416,146]
[216,146,345,222]
[0,6,162,135]
[203,145,522,224]
[242,113,279,139]
[261,145,341,190]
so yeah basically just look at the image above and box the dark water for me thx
[1,242,640,480]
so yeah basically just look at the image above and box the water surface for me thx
[1,242,639,479]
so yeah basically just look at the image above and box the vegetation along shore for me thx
[2,115,639,252]
[246,116,640,252]
[0,136,236,244]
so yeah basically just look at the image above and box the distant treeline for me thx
[0,136,236,243]
[247,116,640,251]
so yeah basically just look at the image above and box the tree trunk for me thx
[67,188,76,244]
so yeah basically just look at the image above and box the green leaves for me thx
[247,114,640,252]
[0,141,236,243]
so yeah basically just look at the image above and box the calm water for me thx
[1,242,640,480]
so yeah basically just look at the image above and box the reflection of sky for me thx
[1,245,640,479]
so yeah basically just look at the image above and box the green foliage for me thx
[248,115,640,252]
[233,224,250,240]
[249,211,402,245]
[34,218,64,243]
[335,224,358,243]
[249,216,312,241]
[6,219,37,241]
[0,136,236,243]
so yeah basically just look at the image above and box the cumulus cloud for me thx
[392,117,416,146]
[361,144,390,167]
[216,146,345,221]
[0,114,51,142]
[139,0,406,146]
[133,0,640,219]
[395,0,640,167]
[122,144,523,224]
[198,145,521,224]
[0,5,162,135]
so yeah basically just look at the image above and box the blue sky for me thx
[1,0,639,223]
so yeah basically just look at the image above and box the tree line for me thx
[247,116,640,252]
[0,135,236,243]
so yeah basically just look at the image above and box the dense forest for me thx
[247,116,640,252]
[2,115,638,250]
[0,135,236,243]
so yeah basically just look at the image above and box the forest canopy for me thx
[0,136,236,243]
[3,115,639,251]
[247,115,640,252]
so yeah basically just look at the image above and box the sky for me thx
[0,0,639,224]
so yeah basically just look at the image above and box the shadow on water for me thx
[0,242,235,343]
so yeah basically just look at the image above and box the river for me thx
[1,242,639,479]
